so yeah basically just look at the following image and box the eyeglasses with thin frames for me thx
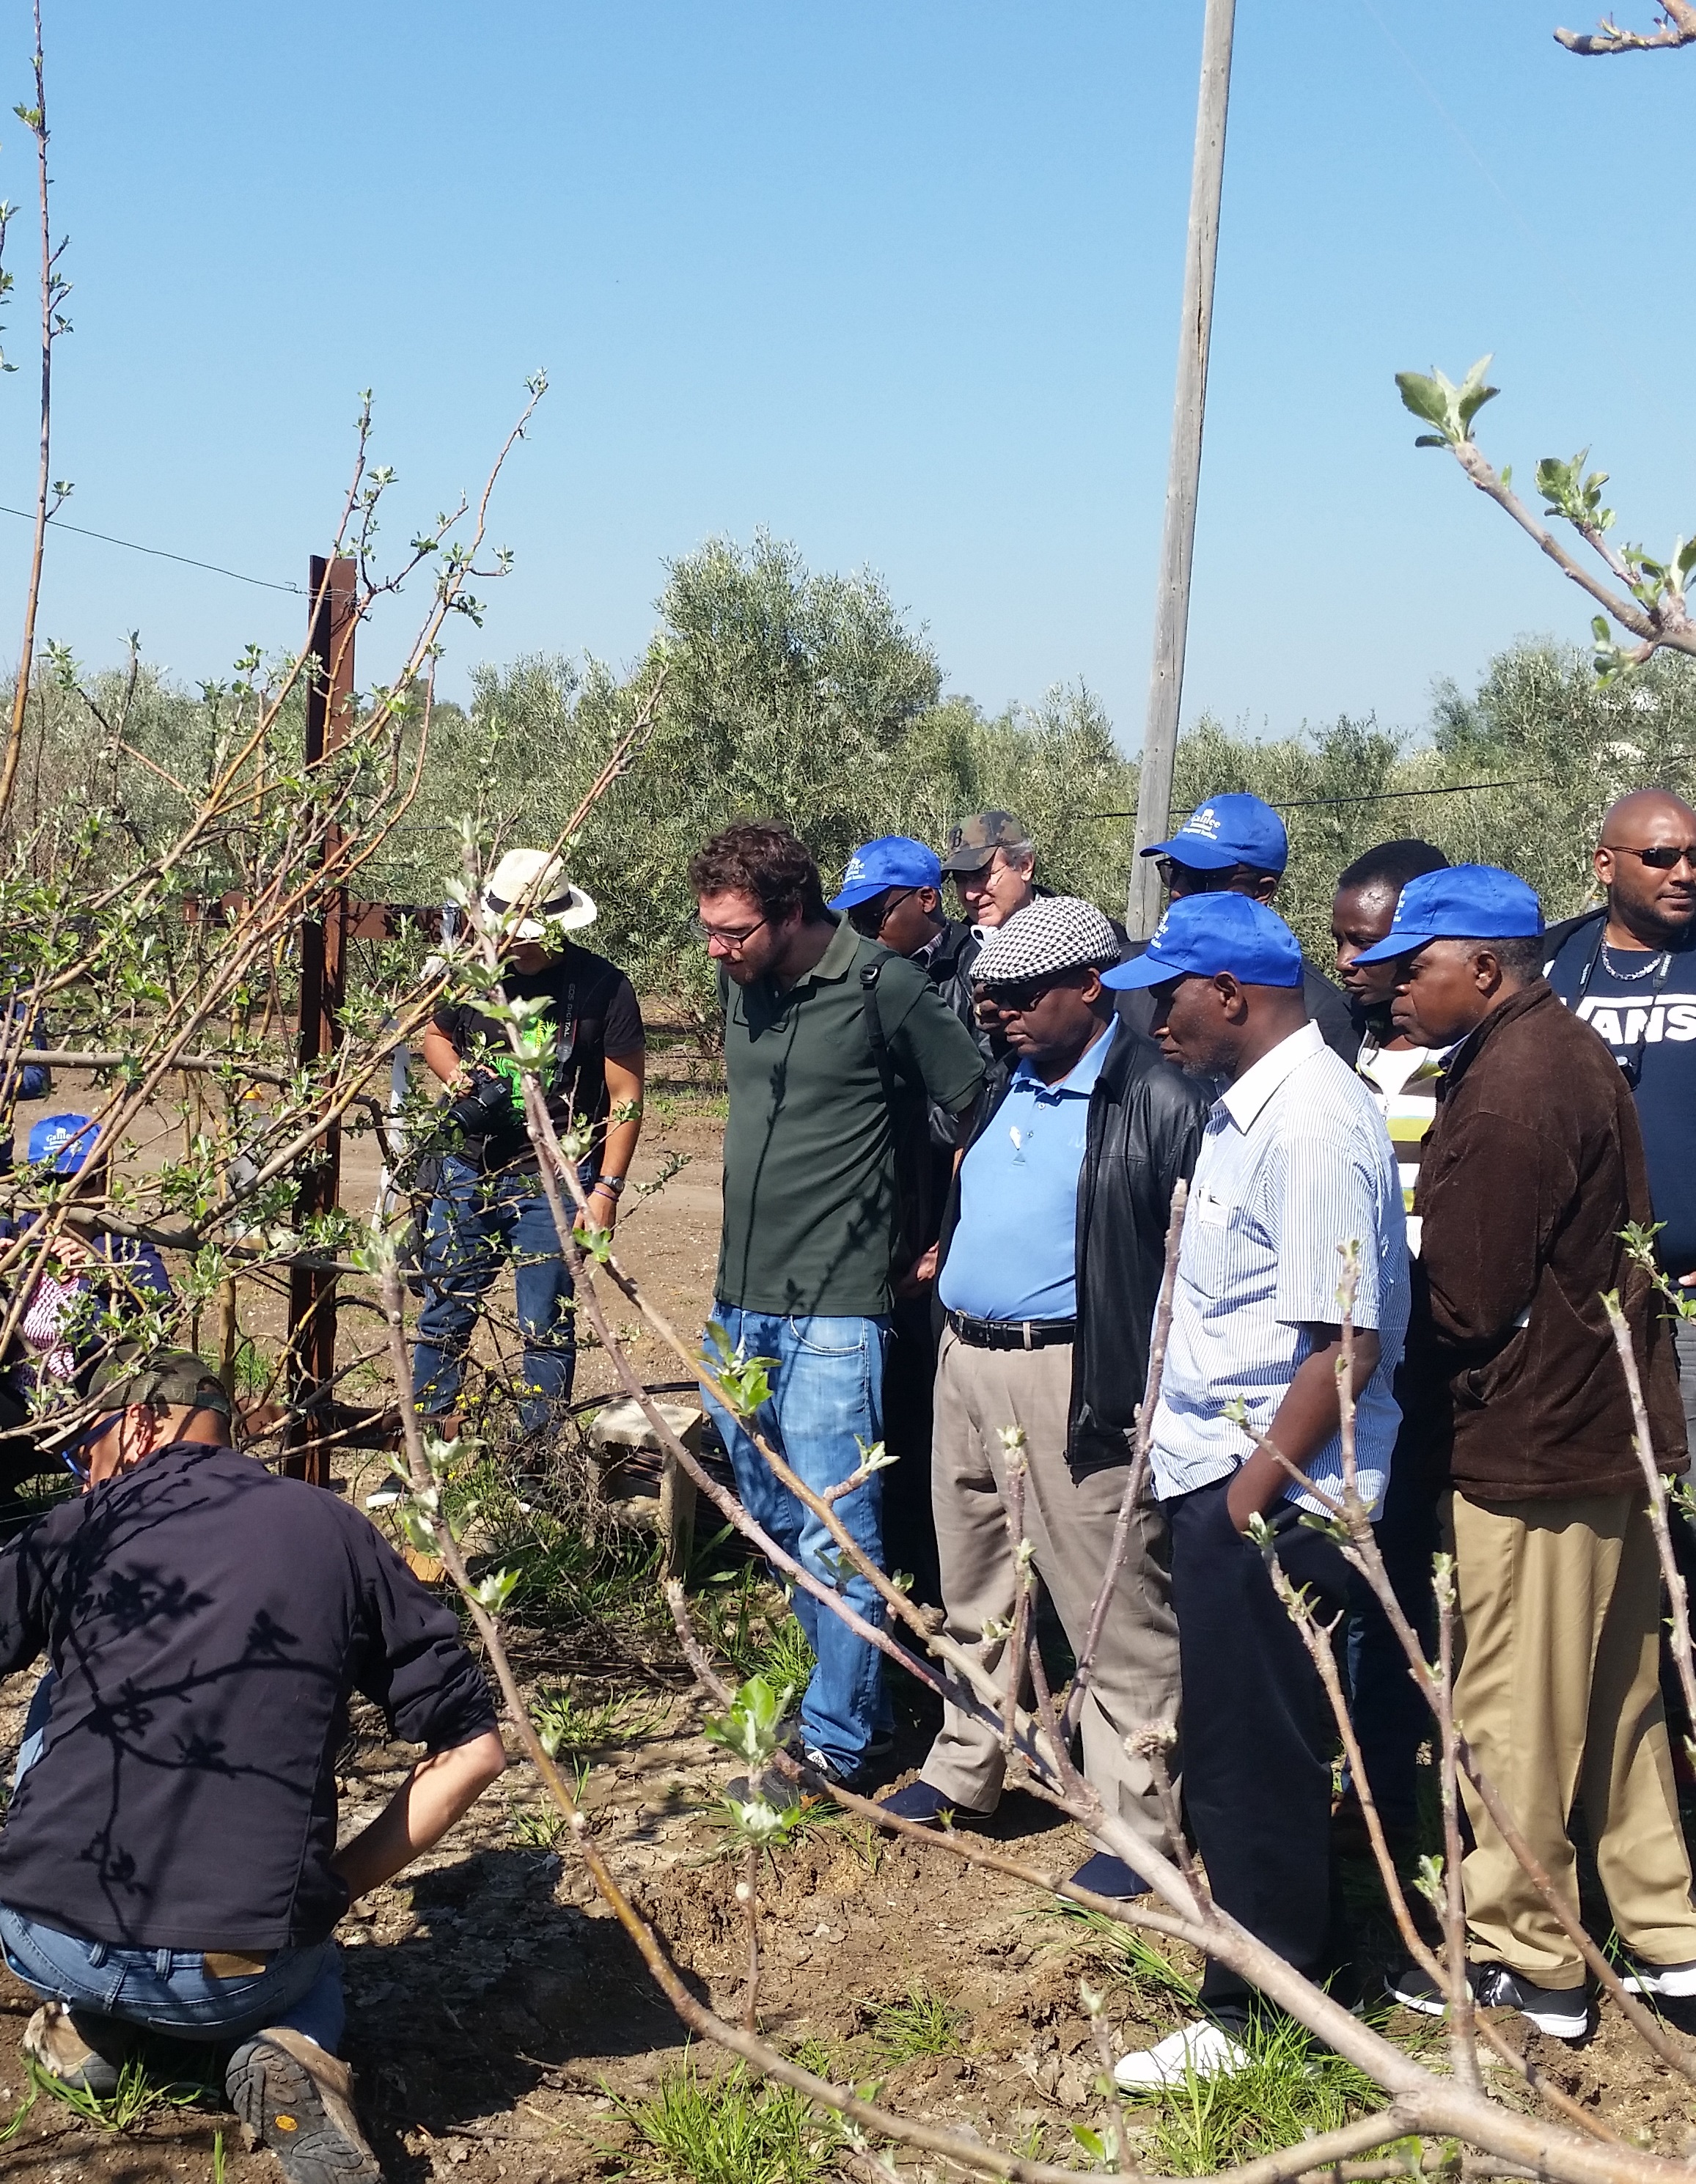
[1601,842,1696,872]
[692,914,768,953]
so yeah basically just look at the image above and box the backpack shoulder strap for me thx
[859,960,900,1111]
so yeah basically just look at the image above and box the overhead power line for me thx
[0,502,304,595]
[1093,754,1696,820]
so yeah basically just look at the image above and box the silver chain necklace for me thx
[1599,940,1668,982]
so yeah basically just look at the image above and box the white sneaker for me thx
[1620,1954,1696,2000]
[1113,2019,1252,2089]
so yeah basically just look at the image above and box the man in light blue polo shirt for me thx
[1104,894,1408,2086]
[880,897,1206,1900]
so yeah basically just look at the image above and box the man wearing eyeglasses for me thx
[1545,790,1696,1429]
[939,812,1048,935]
[0,1347,504,2182]
[688,822,986,1795]
[1126,795,1359,1065]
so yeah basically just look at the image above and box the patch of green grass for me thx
[697,1562,818,1692]
[531,1681,666,1754]
[444,1454,669,1631]
[508,1801,571,1852]
[1049,1905,1203,2018]
[29,2054,208,2133]
[859,1982,970,2063]
[1120,2015,1392,2177]
[610,2049,845,2184]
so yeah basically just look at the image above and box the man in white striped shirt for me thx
[1103,894,1409,2086]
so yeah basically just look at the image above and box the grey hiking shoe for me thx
[226,2027,381,2180]
[23,2001,128,2097]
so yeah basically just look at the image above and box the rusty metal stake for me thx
[282,554,356,1486]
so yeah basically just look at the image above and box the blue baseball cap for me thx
[1141,793,1288,875]
[829,835,943,912]
[28,1113,97,1174]
[1102,894,1304,991]
[1351,865,1543,966]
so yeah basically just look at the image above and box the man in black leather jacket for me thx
[880,897,1206,1898]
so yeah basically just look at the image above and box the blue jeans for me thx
[703,1306,891,1778]
[1,1691,344,2053]
[0,1905,344,2052]
[412,1155,579,1435]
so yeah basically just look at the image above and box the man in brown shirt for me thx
[1354,866,1696,2040]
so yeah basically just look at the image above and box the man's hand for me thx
[1225,1323,1381,1535]
[1225,1466,1274,1536]
[584,1182,621,1233]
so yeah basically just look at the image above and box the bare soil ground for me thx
[1,1072,1695,2178]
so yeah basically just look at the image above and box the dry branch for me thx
[1555,1,1696,51]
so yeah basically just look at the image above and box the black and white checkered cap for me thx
[972,897,1123,986]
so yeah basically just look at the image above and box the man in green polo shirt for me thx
[689,820,986,1791]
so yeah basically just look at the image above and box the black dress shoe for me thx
[1069,1850,1151,1900]
[877,1779,995,1826]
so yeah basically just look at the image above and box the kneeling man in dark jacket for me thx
[1357,867,1696,2041]
[880,897,1206,1896]
[0,1347,506,2181]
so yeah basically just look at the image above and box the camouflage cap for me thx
[87,1345,234,1419]
[939,811,1035,875]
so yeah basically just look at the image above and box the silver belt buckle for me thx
[1022,1320,1034,1350]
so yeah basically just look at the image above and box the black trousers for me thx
[879,1294,941,1612]
[1167,1476,1352,2026]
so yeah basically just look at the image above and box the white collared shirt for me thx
[1150,1021,1410,1515]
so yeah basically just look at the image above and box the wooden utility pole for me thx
[282,554,357,1486]
[1126,0,1238,940]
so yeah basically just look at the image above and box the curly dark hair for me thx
[688,821,827,927]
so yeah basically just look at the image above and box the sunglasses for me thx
[977,979,1055,1012]
[1155,857,1256,892]
[1602,842,1696,872]
[846,887,916,938]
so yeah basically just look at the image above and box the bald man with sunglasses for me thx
[1545,790,1696,1429]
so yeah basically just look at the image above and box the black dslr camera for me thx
[447,1070,519,1136]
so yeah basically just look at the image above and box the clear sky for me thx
[0,1,1688,749]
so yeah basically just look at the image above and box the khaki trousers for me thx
[920,1331,1181,1854]
[1450,1488,1696,1987]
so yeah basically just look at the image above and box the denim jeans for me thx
[1,1691,344,2053]
[0,1905,344,2051]
[703,1305,891,1777]
[412,1155,579,1435]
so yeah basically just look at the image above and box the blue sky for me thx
[0,1,1688,749]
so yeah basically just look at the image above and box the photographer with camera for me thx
[411,850,645,1444]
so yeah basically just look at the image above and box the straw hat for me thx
[480,849,597,941]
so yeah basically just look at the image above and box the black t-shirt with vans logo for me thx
[1546,916,1696,1276]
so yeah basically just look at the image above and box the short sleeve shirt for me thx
[939,1018,1118,1322]
[433,942,644,1174]
[1150,1021,1410,1515]
[716,919,985,1317]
